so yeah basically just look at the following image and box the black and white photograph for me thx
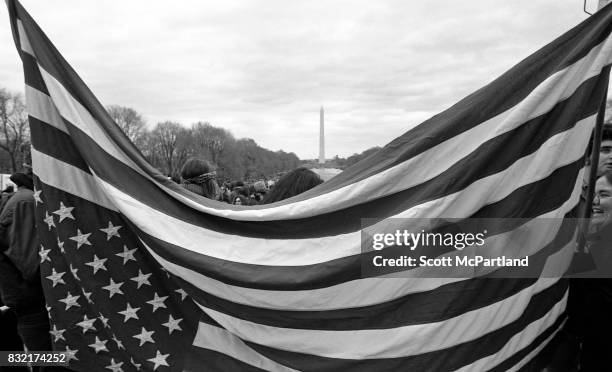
[0,0,611,371]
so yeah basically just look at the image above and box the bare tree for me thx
[107,105,147,147]
[0,89,30,172]
[149,121,192,176]
[192,121,230,165]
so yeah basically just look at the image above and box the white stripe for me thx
[19,29,612,222]
[95,122,588,266]
[456,295,567,372]
[37,67,141,169]
[195,277,564,359]
[192,322,299,372]
[146,227,574,313]
[32,148,116,211]
[16,20,34,56]
[506,319,566,372]
[143,242,466,310]
[25,85,68,132]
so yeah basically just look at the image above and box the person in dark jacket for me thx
[0,171,53,358]
[0,185,15,213]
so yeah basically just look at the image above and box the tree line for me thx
[0,87,385,179]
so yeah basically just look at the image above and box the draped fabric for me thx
[6,0,612,370]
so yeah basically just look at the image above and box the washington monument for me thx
[319,106,325,164]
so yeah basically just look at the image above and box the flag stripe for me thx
[21,50,49,95]
[101,160,583,274]
[201,283,567,371]
[30,116,90,173]
[196,277,565,359]
[25,85,67,133]
[152,234,575,331]
[31,148,115,210]
[136,191,579,293]
[190,322,299,372]
[489,318,567,372]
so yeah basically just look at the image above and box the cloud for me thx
[0,0,589,158]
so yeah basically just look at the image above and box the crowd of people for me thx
[0,132,611,370]
[175,158,323,206]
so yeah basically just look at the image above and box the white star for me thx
[100,221,122,241]
[64,346,78,362]
[175,288,188,301]
[147,351,169,371]
[49,324,66,342]
[102,278,124,298]
[130,270,151,289]
[130,357,141,370]
[39,245,51,263]
[76,315,97,334]
[33,188,43,205]
[146,293,168,313]
[88,336,108,354]
[58,292,80,310]
[162,315,183,334]
[57,237,65,253]
[116,245,137,265]
[133,327,155,346]
[69,229,91,249]
[112,334,125,350]
[43,211,55,230]
[53,202,75,222]
[118,303,140,322]
[69,264,80,281]
[81,288,93,304]
[85,255,108,274]
[99,313,110,328]
[45,268,65,287]
[106,358,123,372]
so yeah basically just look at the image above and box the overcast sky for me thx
[0,1,593,159]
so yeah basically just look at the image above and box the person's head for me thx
[233,196,243,205]
[181,158,213,179]
[180,158,220,200]
[597,125,612,176]
[592,171,612,232]
[262,167,322,204]
[10,172,33,190]
[2,185,14,193]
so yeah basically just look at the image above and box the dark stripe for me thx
[489,315,567,372]
[136,206,577,291]
[241,280,568,372]
[147,215,576,331]
[9,0,612,206]
[29,116,90,173]
[22,53,49,95]
[183,348,268,372]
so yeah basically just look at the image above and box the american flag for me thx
[6,0,612,370]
